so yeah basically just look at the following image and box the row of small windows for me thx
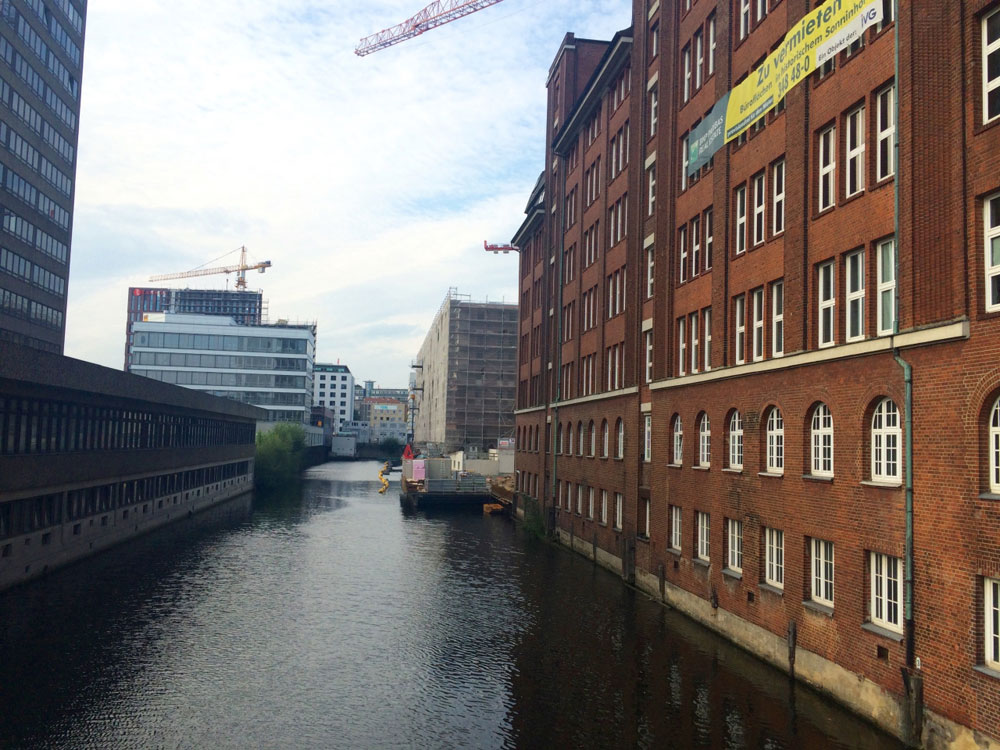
[0,33,75,132]
[0,461,251,541]
[0,282,61,328]
[130,351,309,372]
[0,396,256,456]
[668,398,902,482]
[2,207,67,262]
[0,76,75,168]
[18,0,83,62]
[133,330,309,354]
[0,144,70,230]
[133,369,306,390]
[202,390,310,408]
[0,244,64,295]
[6,8,78,99]
[555,482,625,531]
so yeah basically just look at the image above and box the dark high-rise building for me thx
[124,286,265,367]
[0,0,86,353]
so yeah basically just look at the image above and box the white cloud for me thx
[64,0,631,384]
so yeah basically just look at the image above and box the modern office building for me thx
[312,362,354,433]
[128,313,315,424]
[0,0,86,353]
[514,1,1000,746]
[412,289,517,453]
[124,287,265,367]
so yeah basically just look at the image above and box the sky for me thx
[63,0,632,386]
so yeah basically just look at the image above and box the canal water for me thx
[0,461,903,749]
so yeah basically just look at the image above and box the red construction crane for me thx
[355,0,506,56]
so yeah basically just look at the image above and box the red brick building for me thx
[513,0,1000,746]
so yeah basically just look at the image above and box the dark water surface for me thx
[0,461,903,749]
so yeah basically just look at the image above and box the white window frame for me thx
[845,106,865,198]
[872,398,902,482]
[983,9,1000,124]
[811,538,835,607]
[708,14,716,75]
[846,250,866,342]
[690,312,699,374]
[818,125,836,212]
[588,486,595,519]
[644,414,652,462]
[670,505,682,551]
[683,44,691,102]
[811,403,834,477]
[752,172,766,246]
[727,518,743,572]
[765,527,784,588]
[681,135,689,191]
[647,163,656,216]
[986,577,1000,668]
[673,415,683,464]
[735,185,747,255]
[696,511,710,561]
[577,483,583,514]
[986,193,1000,312]
[729,410,743,470]
[578,422,584,457]
[766,408,784,474]
[678,316,687,376]
[698,413,711,467]
[818,261,835,348]
[771,281,784,357]
[614,492,623,530]
[877,85,895,181]
[694,29,704,89]
[751,288,764,362]
[734,294,746,364]
[645,330,654,383]
[589,421,596,457]
[600,489,608,524]
[739,0,750,40]
[647,245,655,298]
[870,552,902,633]
[704,208,714,270]
[877,238,897,334]
[991,398,1000,494]
[616,418,624,458]
[691,216,701,277]
[772,159,785,235]
[649,87,659,138]
[679,225,688,283]
[703,308,712,371]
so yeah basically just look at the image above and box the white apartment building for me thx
[313,363,354,433]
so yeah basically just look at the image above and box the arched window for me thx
[811,403,833,476]
[766,408,784,474]
[728,410,743,470]
[589,421,596,457]
[616,418,625,458]
[991,398,1000,493]
[672,415,684,464]
[872,398,901,482]
[567,422,574,455]
[698,413,711,467]
[557,423,563,454]
[577,421,584,456]
[602,420,609,457]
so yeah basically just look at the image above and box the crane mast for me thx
[355,0,506,56]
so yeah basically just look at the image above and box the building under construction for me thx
[412,290,516,454]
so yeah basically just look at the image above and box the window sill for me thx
[979,492,1000,501]
[802,474,833,483]
[758,471,784,479]
[722,567,742,581]
[722,467,743,474]
[598,521,608,527]
[860,480,902,489]
[973,665,1000,681]
[802,599,834,617]
[668,463,682,469]
[760,582,784,597]
[693,557,710,569]
[668,546,682,557]
[637,534,650,544]
[692,465,710,471]
[861,622,903,642]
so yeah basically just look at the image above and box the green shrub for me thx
[255,423,307,489]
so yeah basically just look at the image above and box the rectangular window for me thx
[771,281,784,357]
[870,552,902,632]
[984,9,1000,124]
[986,577,1000,668]
[649,87,659,137]
[751,288,764,361]
[811,538,835,607]
[739,0,750,40]
[846,250,866,341]
[644,414,652,462]
[846,106,865,197]
[765,528,784,588]
[819,261,835,347]
[696,511,711,560]
[694,30,704,89]
[703,308,712,371]
[647,245,655,298]
[683,44,691,102]
[708,14,716,75]
[752,172,766,246]
[877,238,897,334]
[877,85,895,180]
[650,22,659,58]
[772,160,785,234]
[645,330,654,383]
[727,518,743,572]
[681,135,689,191]
[818,125,836,212]
[588,487,595,519]
[678,317,687,376]
[679,225,688,283]
[986,194,1000,312]
[704,208,713,270]
[690,313,699,373]
[690,216,701,277]
[735,295,746,364]
[648,163,656,215]
[670,505,682,551]
[735,186,747,255]
[614,492,623,530]
[577,484,583,514]
[601,490,608,524]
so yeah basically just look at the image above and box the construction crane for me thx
[355,0,506,56]
[149,246,272,290]
[484,241,519,254]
